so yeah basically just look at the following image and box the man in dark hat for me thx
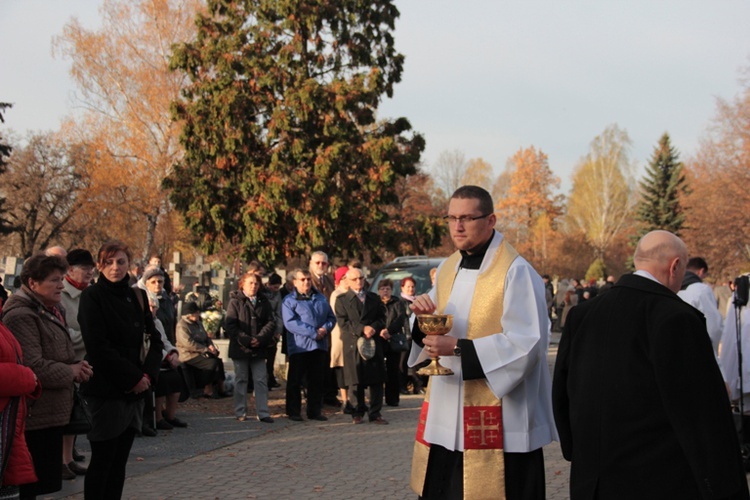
[61,248,97,477]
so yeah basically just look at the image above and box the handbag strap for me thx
[133,287,146,314]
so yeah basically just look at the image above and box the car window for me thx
[369,259,443,297]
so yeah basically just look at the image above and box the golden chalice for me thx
[417,314,454,376]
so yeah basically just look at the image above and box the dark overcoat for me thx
[552,273,749,500]
[78,275,163,401]
[334,289,386,387]
[224,291,276,360]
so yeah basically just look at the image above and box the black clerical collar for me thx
[458,234,494,270]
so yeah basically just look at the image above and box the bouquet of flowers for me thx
[201,309,225,338]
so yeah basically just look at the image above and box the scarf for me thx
[65,275,88,291]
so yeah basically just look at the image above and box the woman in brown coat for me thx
[2,254,92,500]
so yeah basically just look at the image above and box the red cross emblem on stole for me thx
[463,406,503,450]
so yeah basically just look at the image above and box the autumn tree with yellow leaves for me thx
[460,158,494,194]
[567,125,636,266]
[494,146,564,271]
[54,0,202,259]
[682,70,750,278]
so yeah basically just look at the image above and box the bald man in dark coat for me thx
[553,231,749,500]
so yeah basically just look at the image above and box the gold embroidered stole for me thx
[411,238,518,498]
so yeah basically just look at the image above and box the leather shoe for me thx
[352,416,363,424]
[370,417,389,425]
[288,415,304,422]
[141,425,157,437]
[164,414,188,428]
[72,447,85,462]
[308,414,328,421]
[61,463,76,481]
[156,419,173,430]
[67,461,87,476]
[260,417,274,423]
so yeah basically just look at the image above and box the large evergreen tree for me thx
[166,0,425,264]
[635,132,688,237]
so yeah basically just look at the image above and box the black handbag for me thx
[388,332,409,352]
[63,386,92,435]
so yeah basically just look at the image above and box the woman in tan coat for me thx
[3,254,92,500]
[328,266,350,413]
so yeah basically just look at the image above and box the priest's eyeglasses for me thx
[443,213,493,225]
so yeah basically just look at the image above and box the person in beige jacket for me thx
[3,254,92,499]
[329,266,351,414]
[176,302,228,398]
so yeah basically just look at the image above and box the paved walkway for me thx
[55,397,570,500]
[51,347,571,500]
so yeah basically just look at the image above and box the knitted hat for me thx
[268,273,282,286]
[183,301,200,315]
[142,266,164,282]
[66,249,95,267]
[334,266,349,286]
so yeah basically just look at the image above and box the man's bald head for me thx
[44,246,67,258]
[633,230,688,293]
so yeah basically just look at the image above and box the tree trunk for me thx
[142,213,158,263]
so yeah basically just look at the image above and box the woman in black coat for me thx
[78,241,163,500]
[377,279,407,407]
[224,272,276,423]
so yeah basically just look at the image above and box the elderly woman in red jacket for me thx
[0,320,41,500]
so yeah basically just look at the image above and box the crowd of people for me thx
[0,241,427,499]
[3,185,750,499]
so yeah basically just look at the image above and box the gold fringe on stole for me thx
[462,240,517,499]
[409,253,462,494]
[410,384,431,496]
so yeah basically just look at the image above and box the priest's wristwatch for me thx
[453,344,462,356]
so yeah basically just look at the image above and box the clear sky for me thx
[1,0,749,193]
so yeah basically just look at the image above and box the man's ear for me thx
[671,257,681,276]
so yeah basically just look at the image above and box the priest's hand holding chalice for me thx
[410,294,455,376]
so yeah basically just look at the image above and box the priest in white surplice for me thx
[408,186,557,499]
[677,257,723,355]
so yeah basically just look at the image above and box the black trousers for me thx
[420,444,545,500]
[185,354,225,386]
[384,348,402,405]
[348,381,383,420]
[285,349,325,418]
[19,426,63,499]
[321,349,340,402]
[265,344,277,383]
[84,427,137,500]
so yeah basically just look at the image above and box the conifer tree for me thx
[635,133,688,237]
[166,0,425,264]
